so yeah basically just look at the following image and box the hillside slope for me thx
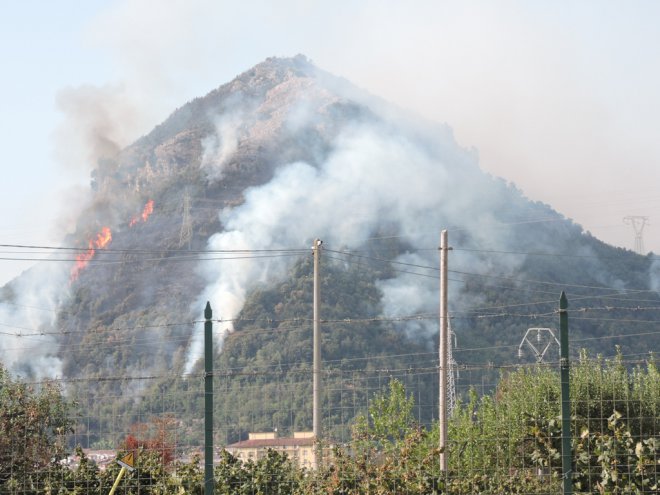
[1,55,658,445]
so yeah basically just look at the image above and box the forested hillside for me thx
[0,55,658,450]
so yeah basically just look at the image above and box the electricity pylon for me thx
[179,191,193,249]
[623,216,649,254]
[518,327,560,363]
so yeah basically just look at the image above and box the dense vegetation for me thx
[48,245,660,452]
[0,364,73,490]
[1,353,658,494]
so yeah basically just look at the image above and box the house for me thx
[61,450,116,470]
[225,431,320,469]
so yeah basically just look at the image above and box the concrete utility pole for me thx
[439,229,449,471]
[312,239,323,466]
[623,216,649,254]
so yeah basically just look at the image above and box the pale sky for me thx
[1,0,659,286]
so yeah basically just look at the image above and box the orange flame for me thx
[129,200,154,227]
[141,200,154,222]
[70,227,112,282]
[94,227,112,249]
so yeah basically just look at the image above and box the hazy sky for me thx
[1,0,659,286]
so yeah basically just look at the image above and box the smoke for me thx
[0,82,148,378]
[0,83,152,378]
[54,83,145,176]
[186,99,530,369]
[55,0,659,260]
[200,110,245,182]
[1,82,158,379]
[0,260,70,380]
[0,79,153,380]
[651,258,660,293]
[376,252,440,340]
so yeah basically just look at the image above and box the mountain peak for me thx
[232,54,318,85]
[136,55,346,154]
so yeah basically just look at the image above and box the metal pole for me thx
[312,239,322,467]
[439,229,448,471]
[204,301,214,494]
[559,292,572,495]
[108,467,126,495]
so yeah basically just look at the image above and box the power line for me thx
[324,253,570,297]
[358,216,568,241]
[3,307,658,362]
[2,242,658,296]
[572,329,660,343]
[326,247,660,297]
[18,352,658,388]
[453,246,658,261]
[0,252,305,264]
[448,268,656,294]
[0,243,309,254]
[2,294,658,346]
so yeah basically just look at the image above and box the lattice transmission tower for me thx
[179,191,193,249]
[518,327,560,363]
[623,216,649,254]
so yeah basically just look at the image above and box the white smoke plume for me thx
[0,83,152,378]
[0,260,69,380]
[376,252,440,340]
[187,112,529,370]
[0,81,161,378]
[200,110,245,182]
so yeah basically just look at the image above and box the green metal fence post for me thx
[559,291,572,495]
[204,301,214,495]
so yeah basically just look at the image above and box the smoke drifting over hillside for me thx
[188,79,540,369]
[200,111,244,183]
[651,259,660,293]
[55,84,143,176]
[3,56,656,380]
[0,262,69,379]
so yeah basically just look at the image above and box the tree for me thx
[123,415,177,466]
[240,449,301,495]
[0,363,73,489]
[313,378,445,494]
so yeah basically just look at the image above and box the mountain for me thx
[1,55,658,447]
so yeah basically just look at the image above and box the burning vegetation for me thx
[129,199,154,227]
[70,200,154,282]
[70,226,112,282]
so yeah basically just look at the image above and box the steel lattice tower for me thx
[623,216,649,254]
[179,191,193,249]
